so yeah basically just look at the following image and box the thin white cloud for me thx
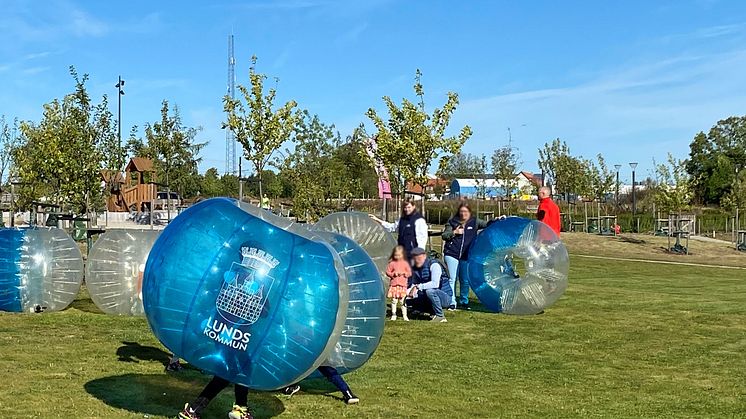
[69,9,109,37]
[221,0,328,11]
[455,47,746,173]
[657,22,746,44]
[335,22,369,47]
[22,51,53,60]
[21,66,50,75]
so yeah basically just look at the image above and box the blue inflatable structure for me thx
[142,198,348,390]
[0,227,84,313]
[464,217,569,315]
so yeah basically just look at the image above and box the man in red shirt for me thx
[537,186,561,236]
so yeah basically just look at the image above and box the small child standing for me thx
[386,245,411,321]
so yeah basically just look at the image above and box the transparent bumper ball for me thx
[310,231,386,375]
[0,227,84,313]
[314,212,396,287]
[464,217,569,315]
[86,230,161,315]
[142,198,348,390]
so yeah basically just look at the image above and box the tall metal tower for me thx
[225,34,237,175]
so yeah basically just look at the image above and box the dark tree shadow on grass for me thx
[117,341,172,365]
[85,373,285,418]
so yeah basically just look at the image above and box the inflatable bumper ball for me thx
[86,230,161,315]
[464,217,569,315]
[314,212,396,287]
[310,231,385,375]
[143,198,349,390]
[0,227,84,313]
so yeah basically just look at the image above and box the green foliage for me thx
[720,169,746,211]
[538,138,586,199]
[130,101,206,198]
[200,167,222,197]
[0,116,20,188]
[438,152,483,180]
[492,145,521,199]
[586,154,615,200]
[12,67,118,213]
[223,56,298,199]
[686,116,746,206]
[219,173,240,197]
[243,170,287,198]
[365,69,472,200]
[538,140,616,203]
[655,153,692,213]
[280,111,376,220]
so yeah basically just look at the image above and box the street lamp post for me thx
[629,162,638,232]
[115,76,125,153]
[614,164,622,213]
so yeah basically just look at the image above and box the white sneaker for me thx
[390,315,397,321]
[403,317,409,321]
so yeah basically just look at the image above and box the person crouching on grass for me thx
[386,245,411,321]
[406,247,452,323]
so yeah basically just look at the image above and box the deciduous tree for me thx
[132,101,206,199]
[655,153,692,213]
[686,116,746,205]
[223,56,298,200]
[492,145,521,199]
[365,70,472,210]
[13,67,117,214]
[439,152,483,180]
[0,116,20,189]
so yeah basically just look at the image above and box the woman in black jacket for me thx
[441,203,489,310]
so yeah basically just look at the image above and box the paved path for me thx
[690,235,731,244]
[572,254,746,270]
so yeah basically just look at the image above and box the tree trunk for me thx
[166,168,171,222]
[258,166,264,207]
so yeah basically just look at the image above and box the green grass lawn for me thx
[1,255,745,418]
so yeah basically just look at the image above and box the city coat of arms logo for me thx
[216,246,280,325]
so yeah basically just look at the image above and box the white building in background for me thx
[450,172,542,200]
[619,184,648,195]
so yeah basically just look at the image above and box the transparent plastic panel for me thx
[0,228,25,312]
[0,228,83,313]
[22,228,84,312]
[310,231,385,375]
[465,217,569,315]
[86,230,161,315]
[315,212,396,288]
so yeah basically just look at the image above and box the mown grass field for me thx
[0,234,745,418]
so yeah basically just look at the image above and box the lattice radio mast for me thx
[225,34,237,175]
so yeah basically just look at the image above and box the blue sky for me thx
[2,0,746,184]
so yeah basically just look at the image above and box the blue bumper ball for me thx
[0,227,84,313]
[464,217,569,315]
[143,198,348,390]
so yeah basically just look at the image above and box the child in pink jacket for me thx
[386,245,411,321]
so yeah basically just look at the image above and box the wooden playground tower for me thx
[104,157,157,212]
